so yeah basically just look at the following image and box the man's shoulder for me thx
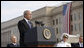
[17,44,20,47]
[18,19,25,23]
[57,42,63,45]
[74,42,79,45]
[18,19,24,22]
[7,43,13,47]
[71,42,79,47]
[7,43,12,45]
[7,43,10,45]
[71,42,79,44]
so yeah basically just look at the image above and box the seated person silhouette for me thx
[7,35,19,47]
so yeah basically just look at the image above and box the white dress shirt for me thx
[79,42,83,47]
[24,18,29,24]
[57,41,71,47]
[12,43,17,45]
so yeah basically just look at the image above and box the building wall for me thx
[1,25,20,47]
[1,1,83,47]
[72,7,83,35]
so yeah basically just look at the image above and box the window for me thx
[78,12,82,20]
[56,19,58,25]
[76,13,78,20]
[53,20,55,25]
[74,24,76,31]
[74,24,77,31]
[74,13,76,21]
[79,12,82,20]
[59,17,61,24]
[1,31,11,47]
[70,25,73,32]
[57,38,59,43]
[78,12,80,20]
[79,23,82,31]
[74,13,78,21]
[58,27,61,33]
[56,28,58,34]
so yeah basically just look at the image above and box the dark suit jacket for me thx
[7,43,19,47]
[18,19,33,46]
[71,43,80,47]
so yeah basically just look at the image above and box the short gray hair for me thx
[23,10,30,16]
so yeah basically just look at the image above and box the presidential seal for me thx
[43,28,51,40]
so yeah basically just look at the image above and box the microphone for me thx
[41,23,44,26]
[35,21,44,27]
[35,21,42,24]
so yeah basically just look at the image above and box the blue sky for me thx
[1,1,72,22]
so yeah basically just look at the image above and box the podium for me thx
[24,26,56,47]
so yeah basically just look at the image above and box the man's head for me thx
[79,35,83,43]
[24,10,32,20]
[62,34,68,42]
[11,35,17,43]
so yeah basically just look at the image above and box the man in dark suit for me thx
[7,35,19,47]
[71,35,83,47]
[18,10,33,47]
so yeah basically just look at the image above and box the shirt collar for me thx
[24,18,29,21]
[24,18,31,24]
[79,42,83,44]
[12,43,16,45]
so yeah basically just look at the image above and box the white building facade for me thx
[1,1,83,47]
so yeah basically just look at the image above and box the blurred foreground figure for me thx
[7,35,19,47]
[71,35,83,47]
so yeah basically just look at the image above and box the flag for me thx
[62,2,72,34]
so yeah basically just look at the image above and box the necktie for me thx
[28,21,31,28]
